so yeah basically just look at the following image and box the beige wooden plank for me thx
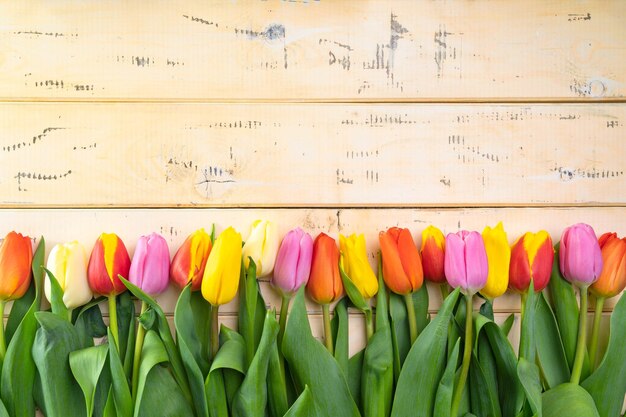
[1,102,624,207]
[0,0,624,100]
[1,207,624,314]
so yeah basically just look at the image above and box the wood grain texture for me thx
[1,207,623,314]
[0,0,624,101]
[1,102,624,207]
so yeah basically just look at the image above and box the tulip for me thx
[379,227,423,295]
[421,226,446,284]
[445,230,487,417]
[273,227,313,350]
[444,231,488,294]
[242,220,279,277]
[480,223,510,300]
[129,233,170,397]
[588,233,626,370]
[45,241,92,311]
[508,231,553,293]
[339,234,378,299]
[201,227,242,358]
[129,233,170,296]
[560,223,603,288]
[558,223,603,385]
[87,233,131,351]
[306,233,343,353]
[0,231,33,361]
[307,233,343,305]
[0,231,33,301]
[170,228,212,291]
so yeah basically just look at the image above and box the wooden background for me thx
[1,0,625,360]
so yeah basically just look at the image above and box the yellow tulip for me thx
[201,227,242,306]
[242,220,279,277]
[480,222,510,299]
[339,234,378,298]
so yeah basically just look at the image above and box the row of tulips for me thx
[0,221,624,417]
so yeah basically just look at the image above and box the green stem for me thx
[108,295,119,351]
[365,309,374,341]
[451,293,473,417]
[571,288,588,384]
[588,295,604,371]
[322,303,334,354]
[404,293,418,344]
[131,301,148,399]
[210,305,220,360]
[440,283,450,301]
[278,295,290,350]
[520,291,528,323]
[0,300,6,363]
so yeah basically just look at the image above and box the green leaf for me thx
[5,273,36,344]
[115,292,136,376]
[32,311,86,417]
[547,244,579,369]
[267,341,289,417]
[413,284,430,335]
[239,259,259,369]
[119,276,192,403]
[582,291,626,417]
[75,301,107,348]
[232,311,280,417]
[333,298,350,377]
[519,281,538,362]
[205,327,245,417]
[542,383,599,417]
[499,314,515,337]
[0,400,9,417]
[137,366,195,417]
[476,333,499,413]
[479,299,494,321]
[517,358,542,417]
[348,350,364,410]
[283,385,318,417]
[283,288,360,416]
[70,344,109,417]
[361,271,393,417]
[391,288,461,417]
[434,339,460,417]
[134,330,169,417]
[43,267,69,319]
[535,293,570,388]
[205,369,229,417]
[0,237,45,417]
[107,327,133,417]
[339,263,371,312]
[174,284,210,417]
[470,353,502,417]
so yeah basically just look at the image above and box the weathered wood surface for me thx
[1,103,624,207]
[1,1,624,100]
[1,207,624,313]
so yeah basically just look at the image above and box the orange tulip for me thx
[170,229,212,291]
[590,233,626,298]
[306,233,343,305]
[509,231,553,292]
[379,227,423,295]
[0,232,33,301]
[421,226,446,284]
[87,233,131,296]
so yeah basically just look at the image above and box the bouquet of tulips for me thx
[0,220,623,417]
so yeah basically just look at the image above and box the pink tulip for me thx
[444,231,488,294]
[129,233,170,296]
[272,228,314,296]
[560,223,603,287]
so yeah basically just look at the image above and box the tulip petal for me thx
[463,231,488,293]
[444,233,467,290]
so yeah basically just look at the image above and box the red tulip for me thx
[87,233,131,296]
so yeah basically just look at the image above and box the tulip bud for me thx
[272,228,313,296]
[379,227,423,295]
[0,232,33,301]
[45,241,92,309]
[129,233,170,296]
[480,222,510,299]
[201,227,242,306]
[509,231,553,292]
[242,220,280,277]
[559,223,603,288]
[87,233,131,296]
[339,234,378,299]
[306,233,343,304]
[421,226,446,284]
[170,228,212,291]
[590,233,626,298]
[444,231,488,294]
